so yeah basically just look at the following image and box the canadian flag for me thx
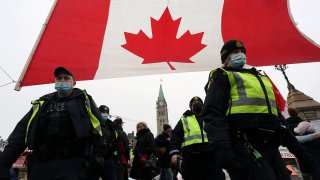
[263,71,286,112]
[15,0,320,90]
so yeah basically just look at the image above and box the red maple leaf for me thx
[122,8,206,70]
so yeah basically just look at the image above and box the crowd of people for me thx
[0,40,320,180]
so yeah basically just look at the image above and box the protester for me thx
[0,67,105,180]
[130,122,156,180]
[294,121,320,179]
[202,40,315,179]
[286,108,303,133]
[294,121,316,135]
[170,96,225,180]
[155,124,173,180]
[113,117,130,180]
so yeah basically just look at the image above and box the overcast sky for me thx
[0,0,319,139]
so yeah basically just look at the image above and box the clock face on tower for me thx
[159,102,163,105]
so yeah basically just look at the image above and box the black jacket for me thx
[0,88,103,169]
[155,131,171,168]
[114,124,130,163]
[130,128,155,179]
[169,110,215,159]
[285,116,303,134]
[202,68,281,151]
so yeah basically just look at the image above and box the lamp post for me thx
[275,64,294,89]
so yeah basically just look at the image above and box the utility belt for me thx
[231,128,280,147]
[32,142,85,161]
[230,128,281,167]
[182,149,215,160]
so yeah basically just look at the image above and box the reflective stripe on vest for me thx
[83,90,103,136]
[181,115,208,148]
[220,68,278,116]
[25,100,45,143]
[113,131,119,156]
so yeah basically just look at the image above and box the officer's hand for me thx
[171,154,180,167]
[216,151,243,170]
[0,166,10,180]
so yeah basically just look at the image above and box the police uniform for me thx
[169,97,225,180]
[0,88,104,180]
[93,105,118,180]
[202,40,291,180]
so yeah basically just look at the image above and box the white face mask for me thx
[230,52,246,69]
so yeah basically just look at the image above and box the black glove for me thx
[216,150,243,170]
[0,166,10,180]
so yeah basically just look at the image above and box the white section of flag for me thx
[95,0,224,79]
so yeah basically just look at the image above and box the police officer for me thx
[169,96,225,180]
[94,105,117,180]
[0,67,105,180]
[202,40,313,180]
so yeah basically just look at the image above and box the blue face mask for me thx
[230,52,246,69]
[55,82,73,95]
[101,113,109,121]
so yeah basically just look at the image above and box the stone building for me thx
[156,84,169,135]
[287,85,320,121]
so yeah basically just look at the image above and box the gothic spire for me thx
[158,84,165,101]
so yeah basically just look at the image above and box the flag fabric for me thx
[264,71,286,112]
[15,0,320,90]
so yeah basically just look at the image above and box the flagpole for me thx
[14,0,58,91]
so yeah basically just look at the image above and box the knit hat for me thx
[294,121,315,135]
[220,40,246,63]
[189,96,203,109]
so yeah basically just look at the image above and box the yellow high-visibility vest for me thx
[181,115,208,148]
[25,100,45,143]
[25,90,103,143]
[219,68,278,116]
[82,90,103,136]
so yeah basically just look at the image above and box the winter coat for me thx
[155,131,171,168]
[0,88,104,169]
[114,124,130,165]
[285,116,303,134]
[129,128,155,179]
